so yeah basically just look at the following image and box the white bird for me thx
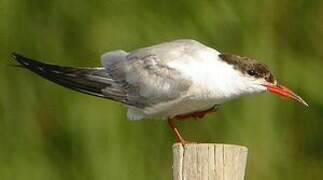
[11,39,308,144]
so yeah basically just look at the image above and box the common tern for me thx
[11,39,308,144]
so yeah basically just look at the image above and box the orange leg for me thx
[168,118,187,145]
[167,105,219,145]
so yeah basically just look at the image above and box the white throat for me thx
[168,49,266,104]
[207,59,267,103]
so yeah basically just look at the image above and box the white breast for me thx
[138,47,231,119]
[124,40,266,120]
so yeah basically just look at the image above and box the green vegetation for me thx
[0,0,322,179]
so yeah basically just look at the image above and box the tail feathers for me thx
[10,53,126,100]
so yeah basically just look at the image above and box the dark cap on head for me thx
[219,53,276,83]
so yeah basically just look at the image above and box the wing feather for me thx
[101,40,197,109]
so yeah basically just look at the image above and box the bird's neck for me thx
[201,59,263,103]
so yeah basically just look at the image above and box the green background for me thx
[1,0,322,179]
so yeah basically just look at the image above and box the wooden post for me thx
[172,143,248,180]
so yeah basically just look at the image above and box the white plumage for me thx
[100,39,266,120]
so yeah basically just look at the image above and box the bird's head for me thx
[219,54,308,107]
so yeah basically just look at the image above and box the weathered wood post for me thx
[172,143,248,180]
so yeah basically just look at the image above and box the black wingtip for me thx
[10,52,44,69]
[9,53,119,101]
[11,52,17,58]
[10,52,27,65]
[10,52,22,60]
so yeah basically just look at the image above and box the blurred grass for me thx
[0,0,323,179]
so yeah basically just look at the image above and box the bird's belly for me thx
[145,97,218,119]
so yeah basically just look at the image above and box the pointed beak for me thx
[263,84,309,107]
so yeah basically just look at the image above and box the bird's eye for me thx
[247,69,256,76]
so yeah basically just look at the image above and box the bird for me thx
[11,39,308,144]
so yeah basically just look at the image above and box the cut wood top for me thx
[172,143,248,180]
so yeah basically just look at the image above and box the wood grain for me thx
[172,143,248,180]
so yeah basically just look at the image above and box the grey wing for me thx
[101,40,196,109]
[124,53,192,108]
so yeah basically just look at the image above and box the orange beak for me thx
[263,84,309,107]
